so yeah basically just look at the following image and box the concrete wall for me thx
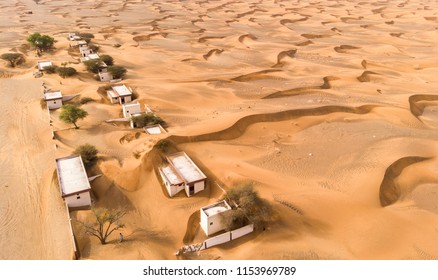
[64,191,91,208]
[231,224,254,239]
[46,99,62,110]
[205,231,231,249]
[199,224,254,250]
[159,169,185,197]
[194,180,205,194]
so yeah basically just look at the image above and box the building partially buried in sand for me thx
[37,60,53,71]
[106,84,133,104]
[200,200,231,236]
[159,152,207,197]
[56,155,92,209]
[43,90,63,110]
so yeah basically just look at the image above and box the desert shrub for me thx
[222,183,273,231]
[131,112,164,128]
[56,66,77,78]
[74,143,98,167]
[154,139,170,153]
[43,65,57,74]
[80,97,94,104]
[78,33,94,39]
[133,150,141,159]
[88,44,99,52]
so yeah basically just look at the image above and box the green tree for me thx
[107,65,127,79]
[59,104,88,129]
[27,33,54,53]
[0,53,25,67]
[131,112,164,128]
[222,184,273,231]
[99,54,114,66]
[77,207,127,245]
[74,144,98,167]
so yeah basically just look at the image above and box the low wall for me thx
[199,224,254,250]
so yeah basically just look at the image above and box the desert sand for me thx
[1,0,438,260]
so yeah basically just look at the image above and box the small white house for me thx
[55,155,92,209]
[200,200,232,236]
[122,102,142,118]
[80,53,100,62]
[68,32,81,41]
[144,124,166,135]
[44,91,63,110]
[159,151,207,197]
[106,84,133,104]
[79,45,93,57]
[37,61,52,71]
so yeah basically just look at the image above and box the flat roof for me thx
[106,90,118,98]
[111,85,132,97]
[87,53,100,59]
[167,152,206,184]
[44,91,62,100]
[160,166,184,185]
[201,200,231,217]
[38,61,52,69]
[56,155,91,196]
[145,124,164,135]
[123,102,141,110]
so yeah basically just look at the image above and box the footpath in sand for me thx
[0,79,73,259]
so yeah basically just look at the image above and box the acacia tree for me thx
[79,207,127,245]
[0,53,25,67]
[59,104,88,129]
[27,33,54,54]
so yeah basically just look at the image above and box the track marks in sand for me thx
[263,76,339,99]
[379,156,430,207]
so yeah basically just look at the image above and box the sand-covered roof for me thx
[56,155,91,196]
[167,152,206,184]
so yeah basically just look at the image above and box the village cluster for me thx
[39,32,254,257]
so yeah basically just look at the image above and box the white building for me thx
[68,32,81,41]
[106,84,133,104]
[44,91,63,110]
[37,61,52,71]
[144,124,166,135]
[79,45,93,57]
[55,155,92,209]
[122,102,142,118]
[159,151,207,197]
[80,53,100,62]
[200,200,232,236]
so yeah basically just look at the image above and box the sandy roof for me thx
[123,102,141,110]
[111,84,132,97]
[37,61,52,70]
[44,91,62,100]
[167,152,206,183]
[87,53,100,59]
[145,124,164,134]
[56,155,91,197]
[160,166,184,185]
[201,200,231,217]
